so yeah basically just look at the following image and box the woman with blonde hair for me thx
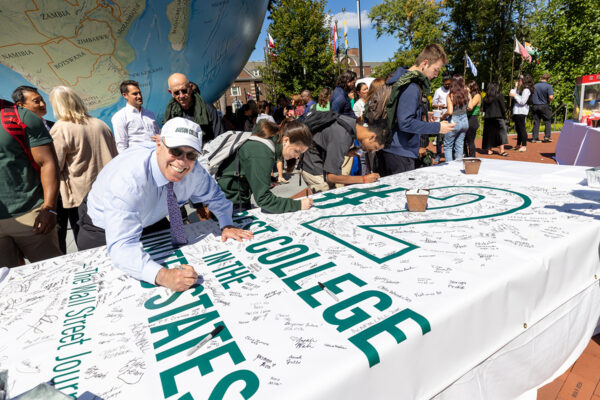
[49,86,117,252]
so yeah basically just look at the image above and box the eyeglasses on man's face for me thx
[161,138,198,161]
[172,88,188,96]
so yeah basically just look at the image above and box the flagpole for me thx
[357,0,364,78]
[509,35,516,109]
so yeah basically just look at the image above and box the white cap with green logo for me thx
[161,117,203,152]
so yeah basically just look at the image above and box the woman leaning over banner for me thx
[217,120,313,213]
[465,81,482,158]
[49,86,118,252]
[509,74,534,152]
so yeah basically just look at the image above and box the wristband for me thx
[44,208,58,216]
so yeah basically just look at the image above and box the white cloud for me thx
[327,10,371,30]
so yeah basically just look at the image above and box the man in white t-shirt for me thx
[111,80,160,153]
[431,75,451,162]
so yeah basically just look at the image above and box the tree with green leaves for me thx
[369,0,446,78]
[532,0,600,108]
[260,0,337,101]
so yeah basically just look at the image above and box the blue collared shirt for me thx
[87,144,233,284]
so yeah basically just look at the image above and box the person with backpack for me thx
[0,97,62,266]
[509,74,534,152]
[216,120,313,213]
[301,111,386,193]
[376,44,456,175]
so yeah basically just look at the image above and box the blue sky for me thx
[249,0,399,62]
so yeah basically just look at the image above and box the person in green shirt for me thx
[0,99,62,266]
[217,120,314,214]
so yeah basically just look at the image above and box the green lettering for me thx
[152,310,220,350]
[269,253,320,277]
[208,369,260,400]
[323,290,392,332]
[245,236,292,254]
[159,341,246,397]
[348,308,431,367]
[257,244,308,265]
[298,273,367,308]
[149,293,214,323]
[203,250,235,266]
[282,262,336,291]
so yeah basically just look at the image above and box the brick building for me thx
[218,49,382,110]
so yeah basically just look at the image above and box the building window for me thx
[253,69,261,77]
[230,86,241,97]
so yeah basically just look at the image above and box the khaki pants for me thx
[301,171,330,193]
[0,205,62,267]
[302,156,355,193]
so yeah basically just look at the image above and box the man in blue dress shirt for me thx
[78,117,252,292]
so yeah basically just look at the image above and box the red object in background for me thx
[576,74,600,84]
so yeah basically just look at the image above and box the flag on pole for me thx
[514,37,532,63]
[465,53,477,77]
[333,24,338,54]
[343,20,348,48]
[268,33,275,48]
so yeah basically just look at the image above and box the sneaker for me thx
[531,139,539,143]
[433,155,441,163]
[542,138,552,143]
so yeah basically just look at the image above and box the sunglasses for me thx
[162,138,198,161]
[172,88,188,96]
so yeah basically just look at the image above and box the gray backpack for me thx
[199,131,275,178]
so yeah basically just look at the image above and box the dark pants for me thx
[377,151,416,176]
[513,114,528,146]
[532,104,552,140]
[465,115,479,158]
[77,197,171,251]
[57,197,80,254]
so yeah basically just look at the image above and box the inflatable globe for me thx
[0,0,268,125]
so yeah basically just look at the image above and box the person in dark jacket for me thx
[217,120,314,213]
[380,44,455,176]
[330,70,357,118]
[481,83,509,156]
[163,73,224,142]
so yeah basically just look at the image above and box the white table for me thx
[1,160,599,400]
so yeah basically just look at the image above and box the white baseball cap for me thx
[161,117,202,152]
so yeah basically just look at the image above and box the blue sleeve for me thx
[396,84,440,135]
[104,189,163,285]
[189,167,234,227]
[330,89,345,114]
[548,84,554,96]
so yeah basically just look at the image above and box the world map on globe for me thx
[0,0,268,125]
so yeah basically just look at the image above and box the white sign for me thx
[1,161,599,399]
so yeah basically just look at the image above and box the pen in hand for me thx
[188,325,225,356]
[318,282,339,302]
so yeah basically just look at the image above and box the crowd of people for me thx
[0,43,555,292]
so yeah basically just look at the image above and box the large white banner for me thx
[1,161,599,399]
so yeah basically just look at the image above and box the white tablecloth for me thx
[1,160,599,400]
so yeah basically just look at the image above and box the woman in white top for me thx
[255,100,275,125]
[353,82,369,120]
[509,74,534,152]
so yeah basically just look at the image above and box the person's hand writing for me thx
[364,173,380,183]
[33,208,57,234]
[439,121,456,134]
[221,226,254,242]
[300,198,313,210]
[155,264,198,292]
